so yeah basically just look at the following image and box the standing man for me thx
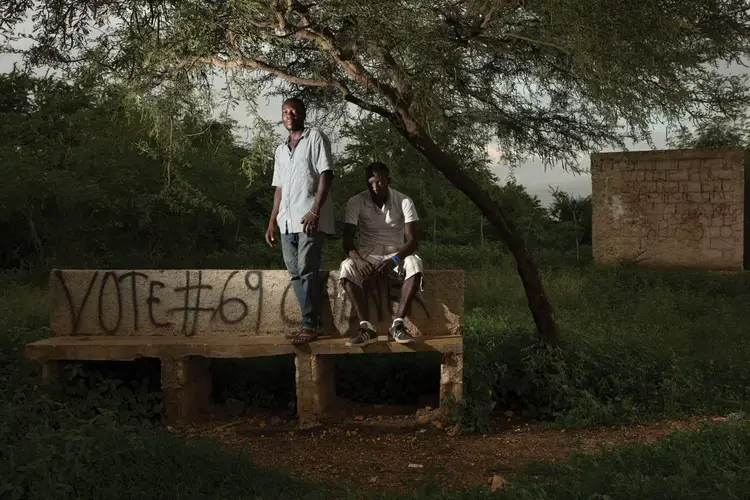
[265,97,335,344]
[339,162,424,346]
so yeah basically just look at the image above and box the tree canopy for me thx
[5,1,749,163]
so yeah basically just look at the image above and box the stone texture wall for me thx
[591,148,747,270]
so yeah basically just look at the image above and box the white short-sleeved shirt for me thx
[345,188,419,250]
[271,127,335,234]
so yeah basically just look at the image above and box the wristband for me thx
[391,255,400,266]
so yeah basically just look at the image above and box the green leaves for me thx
[668,114,750,149]
[0,71,271,269]
[240,117,279,187]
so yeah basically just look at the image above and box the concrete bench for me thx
[25,269,464,428]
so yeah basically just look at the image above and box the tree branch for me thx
[333,79,395,117]
[249,18,277,29]
[292,17,404,109]
[199,56,332,87]
[453,77,515,124]
[242,4,404,112]
[479,1,501,29]
[271,0,290,32]
[371,45,413,104]
[199,55,394,119]
[500,33,570,56]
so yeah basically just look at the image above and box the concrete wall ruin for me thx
[591,148,747,270]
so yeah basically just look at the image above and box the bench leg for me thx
[439,352,464,417]
[41,360,61,384]
[295,353,336,429]
[160,356,212,425]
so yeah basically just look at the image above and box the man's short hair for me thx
[283,97,306,113]
[365,162,389,182]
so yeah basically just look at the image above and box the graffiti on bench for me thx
[51,269,455,338]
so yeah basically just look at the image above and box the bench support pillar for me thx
[41,360,61,384]
[295,353,336,429]
[439,352,463,417]
[160,356,212,424]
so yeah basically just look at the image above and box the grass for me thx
[2,258,750,498]
[504,420,750,500]
[459,262,750,426]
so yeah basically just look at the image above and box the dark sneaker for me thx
[389,322,415,344]
[346,325,377,347]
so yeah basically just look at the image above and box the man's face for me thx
[281,101,305,131]
[368,170,390,199]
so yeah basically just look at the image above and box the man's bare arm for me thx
[343,222,360,258]
[302,171,333,234]
[270,187,282,222]
[374,221,419,275]
[344,222,375,276]
[395,222,419,260]
[265,187,282,247]
[311,171,334,215]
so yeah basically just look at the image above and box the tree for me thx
[6,0,750,345]
[0,70,270,269]
[668,115,750,149]
[547,189,592,265]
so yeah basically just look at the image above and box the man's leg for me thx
[339,258,377,346]
[280,233,302,338]
[342,277,368,324]
[395,273,422,319]
[295,231,325,336]
[389,254,424,344]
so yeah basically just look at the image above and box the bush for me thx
[454,264,750,431]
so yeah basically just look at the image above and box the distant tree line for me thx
[0,72,591,272]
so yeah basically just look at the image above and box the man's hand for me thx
[300,210,319,236]
[265,219,278,247]
[353,256,375,277]
[375,258,396,275]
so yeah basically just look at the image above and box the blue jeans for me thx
[280,231,325,330]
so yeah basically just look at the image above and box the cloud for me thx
[486,145,505,162]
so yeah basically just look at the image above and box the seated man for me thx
[339,162,424,346]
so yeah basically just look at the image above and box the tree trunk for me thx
[22,202,45,264]
[391,115,559,346]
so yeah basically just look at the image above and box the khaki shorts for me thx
[339,248,424,288]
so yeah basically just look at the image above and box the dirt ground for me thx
[175,402,710,494]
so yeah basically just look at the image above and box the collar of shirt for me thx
[285,127,311,147]
[365,188,392,212]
